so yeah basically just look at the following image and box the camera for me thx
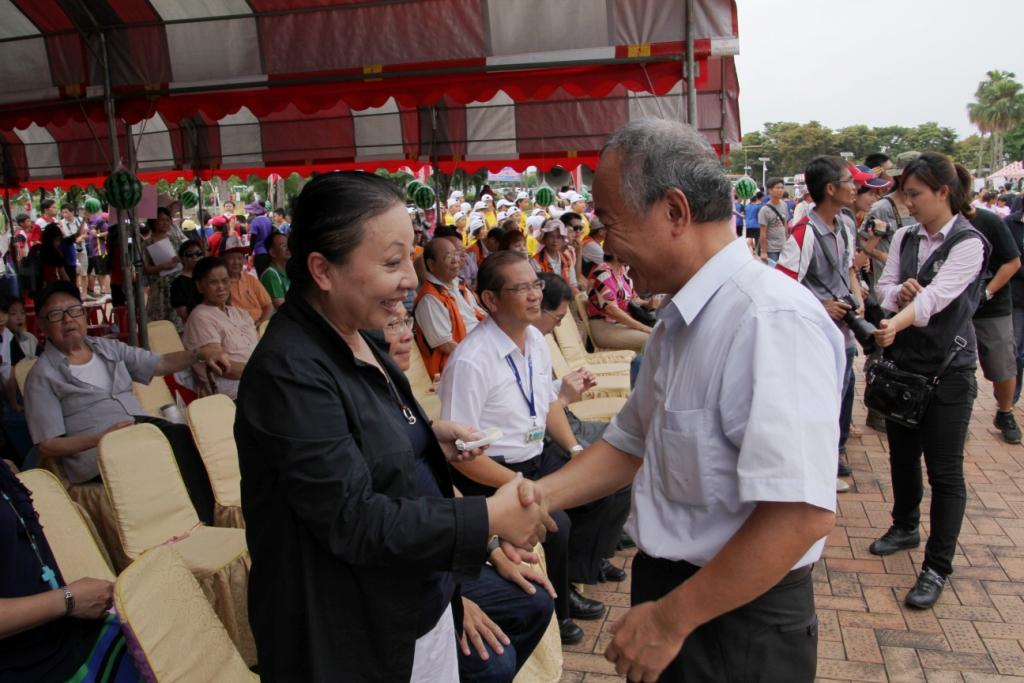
[858,218,890,241]
[838,295,877,354]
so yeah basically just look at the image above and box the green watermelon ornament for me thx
[104,169,143,210]
[406,180,424,202]
[734,176,758,200]
[412,184,436,210]
[83,197,103,214]
[534,186,555,207]
[179,189,199,209]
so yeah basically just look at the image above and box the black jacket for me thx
[1006,210,1024,310]
[235,290,489,682]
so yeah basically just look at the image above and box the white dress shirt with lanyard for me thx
[439,317,557,465]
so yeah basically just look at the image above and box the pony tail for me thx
[953,163,975,218]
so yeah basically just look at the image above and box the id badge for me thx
[525,426,545,443]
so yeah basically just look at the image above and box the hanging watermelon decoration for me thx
[83,197,103,214]
[179,189,199,209]
[412,184,436,210]
[406,180,424,202]
[734,176,758,200]
[104,169,143,210]
[534,186,555,207]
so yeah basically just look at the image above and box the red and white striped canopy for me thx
[0,0,740,187]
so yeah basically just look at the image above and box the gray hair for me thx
[601,119,733,223]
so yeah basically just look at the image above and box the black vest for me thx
[887,216,989,376]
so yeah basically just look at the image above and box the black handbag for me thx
[864,336,967,428]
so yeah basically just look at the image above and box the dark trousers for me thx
[839,345,856,452]
[632,553,817,682]
[458,564,555,683]
[886,368,976,577]
[133,415,216,526]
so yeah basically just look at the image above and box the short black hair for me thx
[805,156,847,204]
[433,226,461,241]
[178,239,202,258]
[157,206,172,219]
[14,213,29,224]
[559,212,582,227]
[765,177,784,189]
[274,208,286,218]
[39,199,55,212]
[0,295,21,313]
[485,227,505,244]
[35,281,81,312]
[264,230,287,253]
[476,250,529,300]
[60,203,74,213]
[193,256,228,283]
[539,272,572,311]
[864,153,890,169]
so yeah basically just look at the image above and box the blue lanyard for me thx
[505,354,536,419]
[2,491,59,589]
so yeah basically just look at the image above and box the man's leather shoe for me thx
[869,526,920,556]
[905,568,946,609]
[599,558,627,582]
[569,587,605,620]
[559,618,584,645]
[617,533,636,550]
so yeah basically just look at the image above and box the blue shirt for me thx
[744,203,762,228]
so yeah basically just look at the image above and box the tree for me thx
[902,122,957,156]
[968,70,1024,173]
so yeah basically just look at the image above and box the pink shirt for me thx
[182,303,259,399]
[875,216,985,327]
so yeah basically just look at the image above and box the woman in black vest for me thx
[868,153,988,609]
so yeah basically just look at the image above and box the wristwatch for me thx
[985,289,993,301]
[486,534,502,555]
[191,348,206,365]
[570,444,584,455]
[63,587,74,615]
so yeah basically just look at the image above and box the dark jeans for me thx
[1013,307,1024,403]
[886,368,976,577]
[458,565,554,683]
[632,553,817,682]
[2,406,33,467]
[133,415,216,526]
[839,345,856,452]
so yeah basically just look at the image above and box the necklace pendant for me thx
[402,407,418,425]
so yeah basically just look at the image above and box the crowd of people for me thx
[3,115,1024,682]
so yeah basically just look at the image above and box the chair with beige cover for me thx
[559,297,637,365]
[14,357,35,397]
[514,543,562,683]
[147,320,185,355]
[257,319,269,338]
[406,340,441,421]
[115,546,258,682]
[98,423,256,665]
[186,394,245,528]
[545,335,629,400]
[17,468,115,583]
[132,375,176,418]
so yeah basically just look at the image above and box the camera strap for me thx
[929,336,968,385]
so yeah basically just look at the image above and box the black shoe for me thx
[617,532,636,550]
[905,567,946,609]
[868,526,920,556]
[598,558,627,582]
[837,456,852,477]
[559,618,584,645]
[568,587,605,620]
[995,411,1022,444]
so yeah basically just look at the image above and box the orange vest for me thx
[534,249,573,282]
[413,279,485,377]
[467,241,488,265]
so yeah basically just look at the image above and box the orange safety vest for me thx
[413,279,486,377]
[533,249,573,283]
[467,241,488,265]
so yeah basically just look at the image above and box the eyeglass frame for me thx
[385,316,416,334]
[41,304,87,323]
[496,280,546,295]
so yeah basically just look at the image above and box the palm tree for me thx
[968,70,1024,176]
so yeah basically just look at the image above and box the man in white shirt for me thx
[524,120,844,681]
[440,251,629,646]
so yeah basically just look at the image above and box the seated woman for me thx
[0,464,141,682]
[586,251,653,354]
[532,221,578,293]
[182,257,259,400]
[23,282,227,524]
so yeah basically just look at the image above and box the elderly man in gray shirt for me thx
[24,281,231,523]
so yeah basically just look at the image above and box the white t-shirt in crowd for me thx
[69,354,113,394]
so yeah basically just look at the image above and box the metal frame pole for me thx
[123,118,149,350]
[685,0,698,128]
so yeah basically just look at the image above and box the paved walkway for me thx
[562,368,1024,682]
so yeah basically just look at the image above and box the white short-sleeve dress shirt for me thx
[440,317,557,465]
[603,237,846,569]
[415,273,486,348]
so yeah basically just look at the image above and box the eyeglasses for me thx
[543,309,566,323]
[183,251,203,258]
[502,280,545,295]
[42,304,86,323]
[834,176,855,186]
[386,316,415,334]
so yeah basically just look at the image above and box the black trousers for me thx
[885,368,976,576]
[133,415,216,526]
[632,553,817,682]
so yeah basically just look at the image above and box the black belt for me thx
[638,552,813,587]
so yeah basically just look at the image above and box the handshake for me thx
[485,474,557,560]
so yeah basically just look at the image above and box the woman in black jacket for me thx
[235,171,555,682]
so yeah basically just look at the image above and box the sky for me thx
[734,0,1023,140]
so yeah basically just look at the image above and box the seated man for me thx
[414,237,487,378]
[223,236,273,325]
[381,314,555,683]
[259,231,291,310]
[23,282,228,523]
[440,251,629,646]
[183,257,260,400]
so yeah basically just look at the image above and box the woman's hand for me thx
[490,545,557,598]
[897,278,923,307]
[486,474,558,550]
[432,420,487,464]
[67,577,114,619]
[460,597,509,660]
[872,319,898,348]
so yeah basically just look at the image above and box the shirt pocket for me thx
[650,408,717,507]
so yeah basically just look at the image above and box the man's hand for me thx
[460,597,510,660]
[432,420,487,464]
[605,600,688,682]
[197,347,232,376]
[490,544,557,598]
[486,474,558,551]
[897,278,923,307]
[66,577,114,619]
[822,298,851,322]
[558,368,597,405]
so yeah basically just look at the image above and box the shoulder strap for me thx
[883,196,903,228]
[767,203,787,227]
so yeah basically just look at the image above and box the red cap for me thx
[848,163,874,187]
[209,215,227,227]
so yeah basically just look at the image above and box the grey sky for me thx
[734,0,1023,140]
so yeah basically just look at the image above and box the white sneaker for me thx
[836,478,850,493]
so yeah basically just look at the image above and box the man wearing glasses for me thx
[23,281,231,524]
[440,251,626,647]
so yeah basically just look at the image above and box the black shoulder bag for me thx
[864,337,966,428]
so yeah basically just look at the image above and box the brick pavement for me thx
[562,367,1024,682]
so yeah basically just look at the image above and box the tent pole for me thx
[99,30,139,347]
[123,118,149,350]
[685,0,698,127]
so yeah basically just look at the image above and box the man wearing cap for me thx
[567,192,592,238]
[24,281,230,523]
[414,237,487,377]
[223,235,273,326]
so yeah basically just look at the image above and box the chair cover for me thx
[98,424,255,665]
[406,341,442,421]
[14,358,36,396]
[3,459,17,473]
[567,397,627,423]
[544,335,629,380]
[257,319,269,338]
[514,543,563,683]
[545,337,629,399]
[17,468,115,583]
[115,546,257,683]
[186,395,244,528]
[555,303,636,365]
[132,377,176,417]
[147,320,185,355]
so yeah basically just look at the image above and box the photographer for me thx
[778,157,871,490]
[868,153,988,610]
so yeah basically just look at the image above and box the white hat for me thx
[549,207,565,219]
[567,192,585,204]
[506,206,521,216]
[406,207,417,215]
[451,190,464,199]
[481,193,494,202]
[515,190,530,201]
[526,215,547,234]
[473,201,487,212]
[496,198,513,209]
[453,211,466,222]
[469,215,487,232]
[540,219,567,236]
[531,208,547,216]
[496,211,508,221]
[447,197,460,208]
[460,202,472,214]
